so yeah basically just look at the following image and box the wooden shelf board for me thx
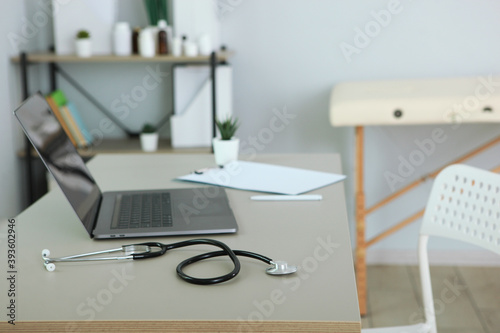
[11,51,233,64]
[18,138,211,158]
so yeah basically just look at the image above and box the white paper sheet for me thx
[176,161,346,195]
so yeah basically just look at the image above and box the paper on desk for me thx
[176,160,346,195]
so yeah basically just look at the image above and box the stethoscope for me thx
[42,238,298,285]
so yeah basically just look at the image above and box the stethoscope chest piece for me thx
[266,261,297,275]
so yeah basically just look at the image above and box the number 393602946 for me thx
[7,219,16,270]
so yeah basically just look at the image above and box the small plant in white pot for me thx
[140,123,159,152]
[75,30,92,57]
[213,116,239,166]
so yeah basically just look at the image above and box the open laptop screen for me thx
[14,94,100,236]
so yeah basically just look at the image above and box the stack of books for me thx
[45,90,93,148]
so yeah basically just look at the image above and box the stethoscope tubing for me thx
[168,239,273,285]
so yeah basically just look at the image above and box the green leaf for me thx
[142,123,156,133]
[216,116,239,140]
[144,0,168,25]
[76,30,90,39]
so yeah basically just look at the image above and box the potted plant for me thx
[140,123,159,152]
[75,30,92,57]
[213,116,239,166]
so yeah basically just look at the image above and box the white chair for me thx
[362,164,500,333]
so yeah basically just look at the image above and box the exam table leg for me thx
[355,126,367,316]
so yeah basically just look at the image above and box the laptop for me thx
[14,93,238,239]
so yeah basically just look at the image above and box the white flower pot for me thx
[140,133,159,152]
[213,137,239,166]
[75,39,92,57]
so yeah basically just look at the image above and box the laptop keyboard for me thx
[113,193,173,229]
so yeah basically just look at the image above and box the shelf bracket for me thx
[53,64,137,137]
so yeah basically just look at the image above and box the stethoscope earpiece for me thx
[42,249,51,257]
[42,249,56,271]
[45,263,56,272]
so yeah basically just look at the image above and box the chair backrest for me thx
[416,164,500,333]
[421,164,500,255]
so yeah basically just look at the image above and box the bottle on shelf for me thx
[157,20,168,55]
[139,27,155,58]
[182,35,198,57]
[181,35,187,53]
[113,22,132,56]
[132,27,141,55]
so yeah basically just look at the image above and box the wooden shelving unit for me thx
[12,50,231,204]
[10,51,233,64]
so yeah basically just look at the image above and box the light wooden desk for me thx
[0,153,360,332]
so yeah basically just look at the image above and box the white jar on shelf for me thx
[113,22,132,56]
[139,28,156,58]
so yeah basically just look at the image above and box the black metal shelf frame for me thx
[19,51,223,205]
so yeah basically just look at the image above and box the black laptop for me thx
[14,93,238,239]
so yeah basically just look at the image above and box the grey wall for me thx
[220,0,500,252]
[3,0,500,257]
[0,0,28,218]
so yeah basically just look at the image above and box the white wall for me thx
[220,0,500,261]
[4,0,500,262]
[0,0,29,218]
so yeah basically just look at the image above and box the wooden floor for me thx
[362,265,500,332]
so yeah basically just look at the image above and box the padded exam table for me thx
[329,76,500,315]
